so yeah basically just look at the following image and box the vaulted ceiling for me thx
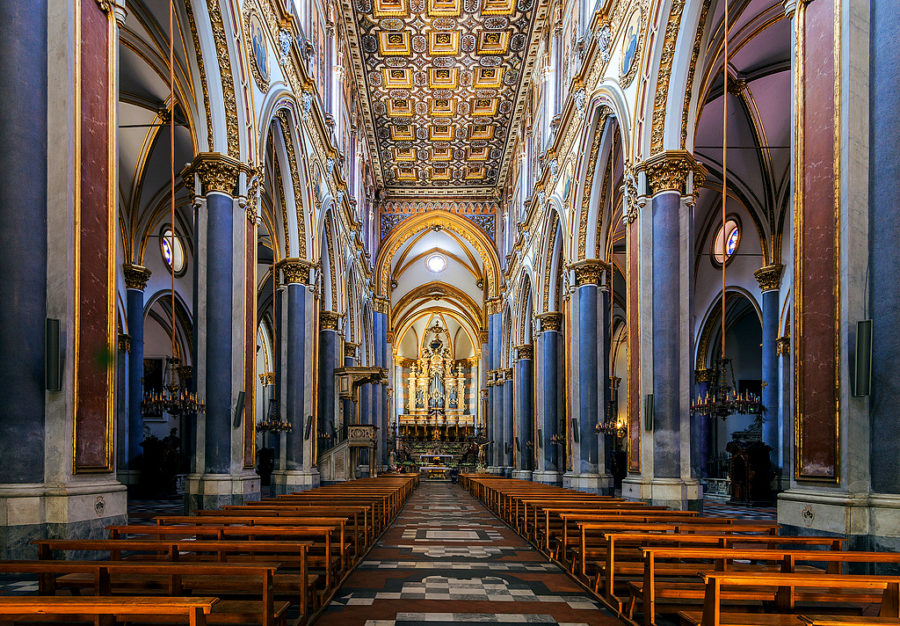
[339,0,547,198]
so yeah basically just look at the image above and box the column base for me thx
[272,469,321,495]
[531,470,562,486]
[511,470,533,481]
[186,472,261,513]
[0,480,128,559]
[562,472,614,495]
[621,476,702,511]
[778,489,900,564]
[486,466,504,475]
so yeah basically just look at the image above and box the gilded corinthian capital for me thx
[188,152,245,196]
[536,312,562,332]
[637,150,707,197]
[278,258,315,285]
[319,310,341,331]
[754,264,784,292]
[570,259,609,286]
[123,264,151,291]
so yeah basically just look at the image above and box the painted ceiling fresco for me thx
[342,0,541,196]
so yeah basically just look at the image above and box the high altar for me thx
[398,322,476,441]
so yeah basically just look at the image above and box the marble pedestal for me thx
[622,476,702,511]
[186,472,260,513]
[271,469,320,495]
[563,472,614,495]
[531,470,562,486]
[511,470,533,481]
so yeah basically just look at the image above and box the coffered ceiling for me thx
[339,0,548,198]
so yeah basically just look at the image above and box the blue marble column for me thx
[318,312,340,441]
[0,0,47,484]
[754,265,783,467]
[692,369,712,478]
[538,313,562,474]
[204,191,235,474]
[502,372,513,468]
[373,304,389,466]
[869,0,900,495]
[123,265,150,470]
[282,263,309,471]
[651,191,682,479]
[574,264,601,473]
[342,342,357,425]
[515,345,534,471]
[488,312,502,468]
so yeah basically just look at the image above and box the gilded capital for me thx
[320,310,341,331]
[537,312,562,332]
[188,152,245,196]
[570,259,608,286]
[516,344,533,360]
[258,372,275,385]
[117,333,131,353]
[479,330,489,344]
[343,342,359,359]
[279,258,314,285]
[486,298,503,316]
[638,150,707,197]
[123,264,151,291]
[372,296,390,315]
[754,264,784,292]
[776,336,790,357]
[694,368,711,384]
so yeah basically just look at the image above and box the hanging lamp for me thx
[690,1,762,421]
[142,1,204,418]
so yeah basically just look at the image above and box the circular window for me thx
[425,253,447,273]
[160,227,186,275]
[712,218,740,265]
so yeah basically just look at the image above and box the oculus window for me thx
[712,218,740,265]
[160,227,186,276]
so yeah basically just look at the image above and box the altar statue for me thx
[448,385,458,409]
[428,362,444,408]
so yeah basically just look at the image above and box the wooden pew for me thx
[684,572,900,626]
[155,515,352,572]
[632,547,900,625]
[34,539,315,619]
[223,504,373,544]
[107,524,340,590]
[0,561,286,626]
[0,596,217,626]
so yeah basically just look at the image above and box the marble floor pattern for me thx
[317,482,622,626]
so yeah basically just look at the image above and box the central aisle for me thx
[318,481,621,625]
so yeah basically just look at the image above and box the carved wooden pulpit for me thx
[335,366,387,478]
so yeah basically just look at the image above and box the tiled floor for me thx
[317,482,621,626]
[702,501,776,520]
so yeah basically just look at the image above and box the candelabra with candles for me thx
[690,356,762,420]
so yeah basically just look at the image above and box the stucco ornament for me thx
[573,87,586,119]
[596,23,612,64]
[301,92,313,120]
[278,28,293,66]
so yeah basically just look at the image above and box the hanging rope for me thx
[720,0,729,361]
[169,0,176,362]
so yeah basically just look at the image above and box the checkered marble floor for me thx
[702,501,777,520]
[318,482,621,626]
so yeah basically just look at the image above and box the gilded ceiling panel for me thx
[344,0,540,194]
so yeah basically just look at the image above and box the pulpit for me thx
[334,365,387,478]
[348,424,378,479]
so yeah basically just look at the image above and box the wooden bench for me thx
[34,538,315,618]
[684,572,900,626]
[0,561,287,626]
[631,547,900,625]
[0,596,217,626]
[107,524,340,590]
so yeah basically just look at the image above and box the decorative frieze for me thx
[123,264,151,291]
[754,264,785,292]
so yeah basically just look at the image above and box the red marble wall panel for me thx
[627,218,641,472]
[796,0,839,480]
[244,220,256,468]
[75,0,113,472]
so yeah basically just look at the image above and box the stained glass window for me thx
[712,219,740,265]
[160,227,186,275]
